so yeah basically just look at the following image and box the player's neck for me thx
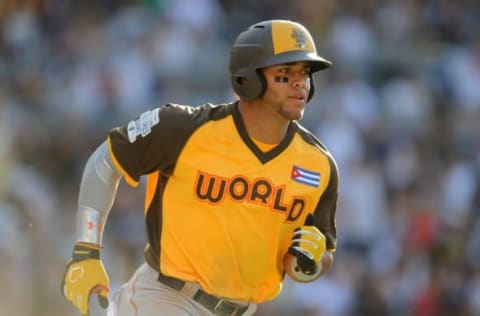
[237,100,289,144]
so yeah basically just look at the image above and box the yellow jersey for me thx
[107,101,338,303]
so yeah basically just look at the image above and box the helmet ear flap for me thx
[231,69,266,100]
[307,74,316,102]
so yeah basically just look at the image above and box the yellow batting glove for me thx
[61,242,110,316]
[288,214,326,275]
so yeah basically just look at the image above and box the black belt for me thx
[158,273,249,316]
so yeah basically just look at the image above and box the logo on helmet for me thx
[291,27,307,49]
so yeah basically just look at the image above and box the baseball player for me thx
[61,19,339,316]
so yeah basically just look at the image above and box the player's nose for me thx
[292,75,309,90]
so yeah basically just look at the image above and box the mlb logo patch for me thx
[291,165,320,187]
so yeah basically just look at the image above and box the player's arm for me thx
[285,154,338,283]
[76,140,122,245]
[62,141,122,316]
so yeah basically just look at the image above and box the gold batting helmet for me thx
[229,20,332,101]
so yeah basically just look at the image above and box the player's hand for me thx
[288,214,326,275]
[61,242,110,316]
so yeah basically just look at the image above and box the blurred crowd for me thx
[1,0,480,315]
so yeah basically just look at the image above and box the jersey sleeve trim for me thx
[107,136,139,187]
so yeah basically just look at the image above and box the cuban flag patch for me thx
[291,165,320,187]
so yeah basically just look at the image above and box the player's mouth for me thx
[288,94,306,105]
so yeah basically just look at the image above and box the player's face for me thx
[260,62,311,121]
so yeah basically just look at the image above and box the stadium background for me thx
[1,0,480,315]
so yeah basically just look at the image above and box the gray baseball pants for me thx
[107,263,257,316]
